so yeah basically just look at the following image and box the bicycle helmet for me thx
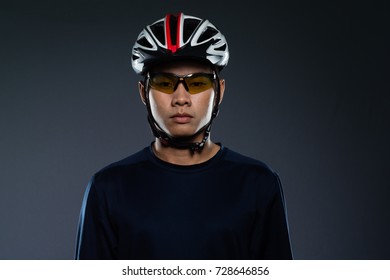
[131,12,229,75]
[131,13,229,152]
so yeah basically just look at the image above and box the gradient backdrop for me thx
[0,0,389,259]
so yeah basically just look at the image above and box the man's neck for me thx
[152,138,220,166]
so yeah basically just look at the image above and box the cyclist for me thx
[76,12,293,260]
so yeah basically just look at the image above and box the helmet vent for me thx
[198,26,218,43]
[183,18,201,42]
[149,21,166,45]
[137,37,153,49]
[168,14,179,47]
[214,43,227,51]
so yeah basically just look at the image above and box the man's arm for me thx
[75,176,117,259]
[250,172,293,260]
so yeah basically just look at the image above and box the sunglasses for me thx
[147,72,216,94]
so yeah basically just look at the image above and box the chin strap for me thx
[143,74,221,153]
[147,113,212,152]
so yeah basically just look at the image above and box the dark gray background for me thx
[1,0,389,259]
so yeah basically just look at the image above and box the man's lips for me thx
[170,113,193,123]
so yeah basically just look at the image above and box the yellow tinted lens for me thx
[150,74,176,94]
[186,74,213,94]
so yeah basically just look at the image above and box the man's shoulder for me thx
[222,147,283,195]
[94,146,150,177]
[223,147,277,175]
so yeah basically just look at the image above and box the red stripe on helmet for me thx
[176,13,182,51]
[165,13,182,53]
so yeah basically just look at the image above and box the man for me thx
[75,12,293,260]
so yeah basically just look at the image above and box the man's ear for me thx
[138,81,146,105]
[218,79,225,105]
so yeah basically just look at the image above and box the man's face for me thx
[139,61,225,141]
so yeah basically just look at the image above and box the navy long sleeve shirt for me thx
[75,144,293,259]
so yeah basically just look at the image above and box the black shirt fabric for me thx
[75,144,293,260]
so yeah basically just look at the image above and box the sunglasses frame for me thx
[147,72,217,94]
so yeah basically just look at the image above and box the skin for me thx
[138,61,225,166]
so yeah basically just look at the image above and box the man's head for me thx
[131,13,229,152]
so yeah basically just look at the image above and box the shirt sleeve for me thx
[249,172,293,259]
[75,176,117,259]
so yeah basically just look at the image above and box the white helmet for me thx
[131,12,229,75]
